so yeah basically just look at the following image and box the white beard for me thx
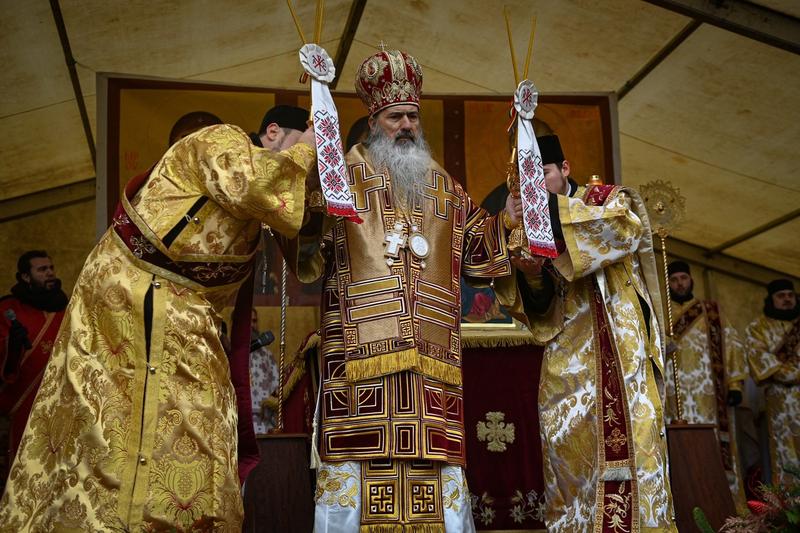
[366,125,431,211]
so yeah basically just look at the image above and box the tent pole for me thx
[49,0,96,170]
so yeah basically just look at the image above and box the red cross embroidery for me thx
[312,54,328,73]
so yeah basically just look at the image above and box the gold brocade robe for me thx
[284,144,511,467]
[745,315,800,486]
[664,298,748,512]
[0,125,314,532]
[496,185,677,532]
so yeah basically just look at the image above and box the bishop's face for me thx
[370,104,420,144]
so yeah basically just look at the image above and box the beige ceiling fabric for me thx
[1,0,798,278]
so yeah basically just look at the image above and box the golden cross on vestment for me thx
[350,164,385,211]
[423,171,461,218]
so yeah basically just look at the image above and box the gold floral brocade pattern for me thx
[498,187,677,532]
[315,462,359,509]
[0,124,315,532]
[665,298,748,511]
[746,316,800,487]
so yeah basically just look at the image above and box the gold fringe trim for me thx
[360,524,445,533]
[461,330,537,349]
[417,355,462,386]
[345,349,463,386]
[346,348,420,383]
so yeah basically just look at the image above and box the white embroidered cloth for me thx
[515,80,557,258]
[301,44,361,222]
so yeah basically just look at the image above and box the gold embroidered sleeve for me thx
[552,190,644,281]
[493,270,565,345]
[722,316,748,389]
[275,213,336,283]
[461,191,511,279]
[774,362,800,384]
[193,124,315,238]
[746,320,784,383]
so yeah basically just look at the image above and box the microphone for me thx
[250,330,275,352]
[4,309,32,349]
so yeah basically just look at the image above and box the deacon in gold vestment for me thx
[745,279,800,487]
[281,49,514,533]
[496,135,677,532]
[665,261,748,512]
[0,107,316,533]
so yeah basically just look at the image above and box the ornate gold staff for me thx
[277,257,289,431]
[640,179,687,423]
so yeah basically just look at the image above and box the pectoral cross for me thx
[384,223,407,265]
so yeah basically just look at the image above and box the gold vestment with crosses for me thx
[285,144,511,467]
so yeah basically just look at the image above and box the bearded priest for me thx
[745,279,800,486]
[665,260,748,512]
[278,48,518,532]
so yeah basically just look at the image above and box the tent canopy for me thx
[1,0,798,278]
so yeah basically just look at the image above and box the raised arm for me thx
[191,124,316,238]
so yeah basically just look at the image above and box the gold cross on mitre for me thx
[378,39,387,51]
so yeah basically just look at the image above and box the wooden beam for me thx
[706,207,800,254]
[617,20,701,100]
[643,0,800,55]
[657,236,800,286]
[50,0,96,169]
[0,179,95,223]
[330,0,367,90]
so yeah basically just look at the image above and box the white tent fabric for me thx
[1,0,799,277]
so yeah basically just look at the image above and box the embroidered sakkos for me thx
[497,185,677,532]
[665,298,748,512]
[285,143,511,467]
[746,315,800,486]
[0,124,314,533]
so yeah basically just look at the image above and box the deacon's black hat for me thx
[258,105,309,134]
[767,279,795,296]
[537,135,565,166]
[668,261,691,277]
